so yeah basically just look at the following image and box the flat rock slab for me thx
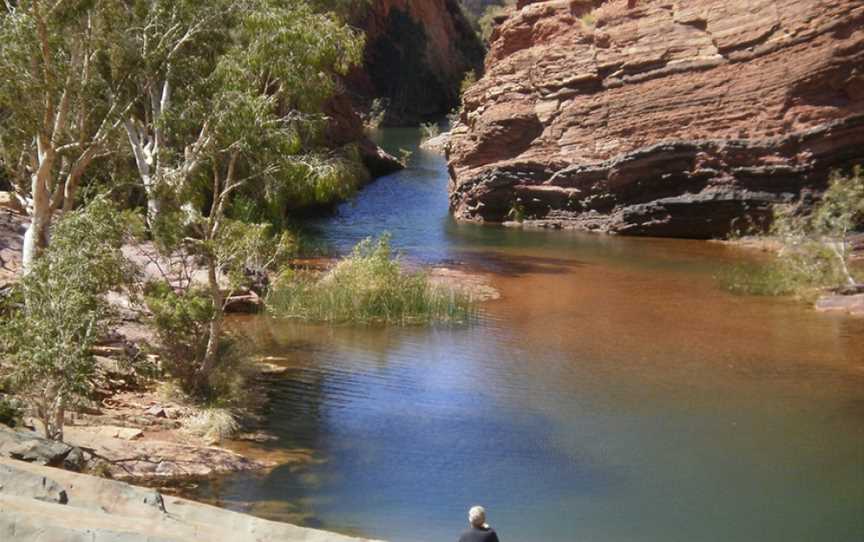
[86,425,144,441]
[814,293,864,317]
[0,463,68,504]
[63,425,271,480]
[0,457,383,541]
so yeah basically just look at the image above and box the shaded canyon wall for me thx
[324,0,487,180]
[346,0,486,125]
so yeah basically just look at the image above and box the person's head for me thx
[468,506,488,529]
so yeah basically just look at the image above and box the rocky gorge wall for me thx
[346,0,485,125]
[447,0,864,238]
[323,0,486,180]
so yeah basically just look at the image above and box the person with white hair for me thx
[458,505,501,542]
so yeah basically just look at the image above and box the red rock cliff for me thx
[447,0,864,238]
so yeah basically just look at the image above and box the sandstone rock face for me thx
[349,0,485,124]
[448,0,864,238]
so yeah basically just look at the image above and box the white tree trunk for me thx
[124,119,161,226]
[197,255,223,392]
[22,154,56,272]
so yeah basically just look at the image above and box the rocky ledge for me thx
[448,0,864,238]
[0,457,380,541]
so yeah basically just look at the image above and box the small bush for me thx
[460,70,478,96]
[719,167,863,297]
[144,283,257,404]
[0,395,23,428]
[185,407,240,443]
[144,283,214,388]
[507,200,526,223]
[717,261,828,298]
[0,198,132,440]
[420,122,441,141]
[365,98,388,129]
[268,236,475,325]
[478,0,516,41]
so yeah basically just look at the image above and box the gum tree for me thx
[142,0,364,395]
[0,1,136,269]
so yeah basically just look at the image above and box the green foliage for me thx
[507,200,526,223]
[460,70,478,96]
[307,0,372,20]
[398,148,414,166]
[718,260,834,298]
[420,122,441,141]
[268,236,475,325]
[365,98,389,130]
[143,281,259,402]
[224,0,363,111]
[216,221,296,287]
[144,283,214,385]
[0,198,132,440]
[0,396,23,428]
[185,407,240,443]
[720,167,863,298]
[477,0,516,41]
[130,0,367,401]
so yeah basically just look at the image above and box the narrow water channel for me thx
[189,129,864,542]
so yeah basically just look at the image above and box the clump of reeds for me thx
[268,236,475,325]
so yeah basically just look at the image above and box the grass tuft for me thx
[185,408,240,443]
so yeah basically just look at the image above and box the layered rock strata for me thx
[448,0,864,238]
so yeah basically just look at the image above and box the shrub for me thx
[460,70,478,96]
[720,167,863,298]
[0,198,132,440]
[143,283,214,388]
[420,122,441,141]
[365,98,388,130]
[478,0,516,41]
[268,235,475,325]
[0,395,23,428]
[144,283,258,404]
[185,407,240,443]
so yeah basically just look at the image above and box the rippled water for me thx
[188,129,864,542]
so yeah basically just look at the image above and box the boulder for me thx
[0,427,85,471]
[224,291,263,314]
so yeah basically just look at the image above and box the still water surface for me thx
[191,129,864,542]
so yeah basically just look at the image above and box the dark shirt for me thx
[458,526,500,542]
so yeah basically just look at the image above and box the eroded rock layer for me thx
[448,0,864,238]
